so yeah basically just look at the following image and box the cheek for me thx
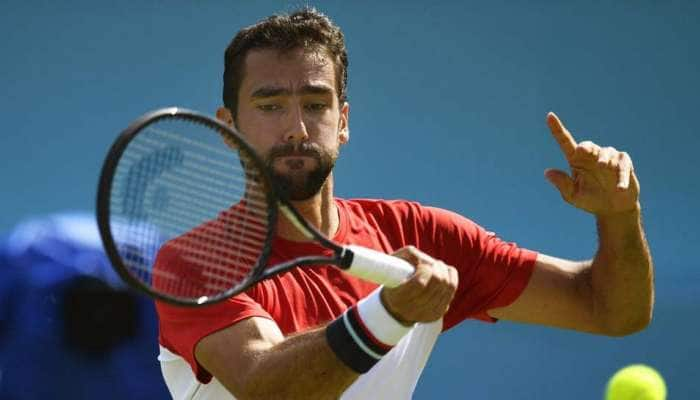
[247,134,276,157]
[311,115,342,140]
[236,112,276,146]
[236,126,272,156]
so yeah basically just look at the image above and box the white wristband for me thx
[356,287,413,346]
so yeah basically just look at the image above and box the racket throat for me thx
[338,247,355,269]
[279,204,315,240]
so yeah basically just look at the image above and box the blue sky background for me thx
[1,1,698,398]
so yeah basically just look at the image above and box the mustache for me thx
[266,142,323,161]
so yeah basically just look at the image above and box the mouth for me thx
[268,144,322,170]
[268,143,323,160]
[271,155,317,171]
[275,153,314,159]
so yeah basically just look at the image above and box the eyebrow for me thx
[250,84,335,99]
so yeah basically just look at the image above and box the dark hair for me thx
[222,8,348,118]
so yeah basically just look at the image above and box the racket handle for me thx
[345,245,414,288]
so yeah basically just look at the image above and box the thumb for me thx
[544,168,575,202]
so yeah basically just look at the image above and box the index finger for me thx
[547,112,577,161]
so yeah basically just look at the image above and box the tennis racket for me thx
[97,107,414,306]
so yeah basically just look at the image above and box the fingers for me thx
[413,260,457,317]
[575,143,634,190]
[392,245,435,267]
[547,137,637,200]
[547,112,577,161]
[545,113,640,215]
[544,168,575,203]
[382,246,458,324]
[616,151,633,191]
[547,112,635,192]
[599,147,633,191]
[392,247,450,303]
[424,263,458,316]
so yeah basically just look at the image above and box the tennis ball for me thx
[605,364,666,400]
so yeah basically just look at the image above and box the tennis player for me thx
[156,8,654,399]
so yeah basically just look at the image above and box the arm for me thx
[195,317,357,400]
[195,247,458,400]
[592,206,653,334]
[489,113,653,336]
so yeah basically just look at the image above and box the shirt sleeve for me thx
[156,294,273,383]
[416,206,537,331]
[154,241,274,383]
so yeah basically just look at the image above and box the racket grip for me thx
[345,245,414,288]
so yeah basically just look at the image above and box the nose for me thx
[283,103,309,143]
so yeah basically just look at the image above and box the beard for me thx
[265,142,337,201]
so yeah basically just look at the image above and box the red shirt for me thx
[156,198,537,382]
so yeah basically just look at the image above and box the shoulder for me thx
[338,198,424,220]
[337,198,483,251]
[339,198,477,228]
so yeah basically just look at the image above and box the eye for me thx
[305,102,328,112]
[257,103,281,112]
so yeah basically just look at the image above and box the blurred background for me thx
[1,0,697,398]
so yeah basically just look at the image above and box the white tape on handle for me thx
[345,245,414,287]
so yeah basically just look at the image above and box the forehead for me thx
[240,48,337,95]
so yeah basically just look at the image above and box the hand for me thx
[380,246,458,325]
[544,112,640,216]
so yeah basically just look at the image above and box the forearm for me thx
[591,205,654,335]
[207,290,412,399]
[238,328,358,400]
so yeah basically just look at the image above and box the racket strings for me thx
[110,118,273,301]
[120,141,269,210]
[114,178,269,239]
[118,195,267,297]
[114,183,268,268]
[116,213,265,271]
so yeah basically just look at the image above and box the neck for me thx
[277,173,338,241]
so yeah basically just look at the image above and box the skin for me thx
[489,113,653,336]
[196,48,653,399]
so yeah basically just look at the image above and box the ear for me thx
[216,107,235,127]
[338,101,350,144]
[216,107,239,151]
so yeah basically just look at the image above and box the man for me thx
[156,8,653,399]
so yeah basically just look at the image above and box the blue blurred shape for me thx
[0,213,168,400]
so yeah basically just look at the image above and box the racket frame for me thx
[97,108,280,306]
[98,107,397,307]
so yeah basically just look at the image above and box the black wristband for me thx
[325,306,393,374]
